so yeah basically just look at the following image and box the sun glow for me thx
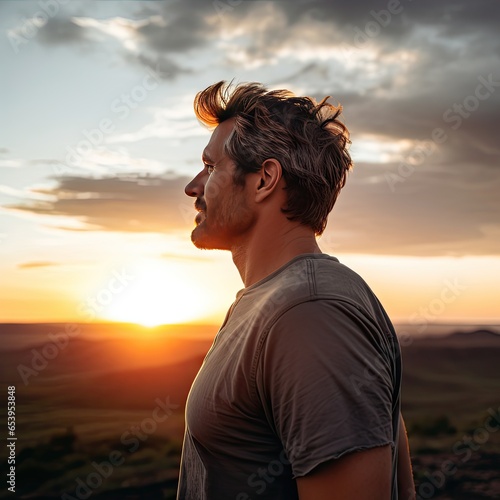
[102,260,204,327]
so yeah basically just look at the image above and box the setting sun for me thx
[102,260,205,327]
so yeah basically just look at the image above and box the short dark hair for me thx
[194,80,352,235]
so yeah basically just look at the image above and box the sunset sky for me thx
[1,0,499,327]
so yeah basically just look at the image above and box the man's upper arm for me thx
[296,444,392,500]
[398,414,416,499]
[256,300,397,477]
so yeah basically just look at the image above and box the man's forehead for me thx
[202,118,235,160]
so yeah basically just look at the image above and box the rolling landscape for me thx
[2,1,499,499]
[1,323,499,499]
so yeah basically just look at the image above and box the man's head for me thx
[185,80,352,249]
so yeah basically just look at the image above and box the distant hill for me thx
[401,328,500,348]
[0,324,214,385]
[0,322,218,350]
[400,329,500,420]
[445,328,500,343]
[394,323,500,339]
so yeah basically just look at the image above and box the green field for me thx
[1,324,499,499]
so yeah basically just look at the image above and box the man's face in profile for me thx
[186,118,257,251]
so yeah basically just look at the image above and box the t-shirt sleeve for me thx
[254,299,396,478]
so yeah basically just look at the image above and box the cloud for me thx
[132,53,191,80]
[332,76,500,168]
[160,252,210,262]
[5,162,499,257]
[0,149,24,168]
[4,0,499,258]
[135,11,207,53]
[18,261,60,269]
[32,1,500,65]
[0,159,23,168]
[31,2,500,101]
[36,14,193,78]
[29,2,498,171]
[107,102,207,144]
[4,172,195,234]
[268,0,500,43]
[0,155,62,169]
[57,148,170,175]
[37,16,91,45]
[322,160,500,256]
[0,184,53,201]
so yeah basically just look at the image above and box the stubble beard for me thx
[190,199,255,251]
[191,221,216,250]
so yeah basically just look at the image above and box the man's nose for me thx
[185,170,207,198]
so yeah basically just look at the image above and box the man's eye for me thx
[205,164,215,174]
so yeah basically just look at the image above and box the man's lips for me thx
[194,199,206,224]
[195,211,205,224]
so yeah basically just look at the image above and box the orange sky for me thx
[2,246,499,326]
[1,2,499,328]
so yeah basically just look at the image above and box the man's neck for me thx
[231,224,323,288]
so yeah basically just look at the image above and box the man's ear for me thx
[254,158,283,203]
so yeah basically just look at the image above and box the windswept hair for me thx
[194,80,352,235]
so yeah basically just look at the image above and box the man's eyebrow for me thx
[202,150,215,163]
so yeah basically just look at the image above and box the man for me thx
[177,81,415,499]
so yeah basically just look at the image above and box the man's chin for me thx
[190,225,228,251]
[191,225,212,250]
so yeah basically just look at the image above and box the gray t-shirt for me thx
[177,253,401,499]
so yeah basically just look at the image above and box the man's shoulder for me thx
[273,253,373,302]
[310,254,373,299]
[237,254,377,323]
